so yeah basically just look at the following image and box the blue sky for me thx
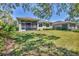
[12,6,68,22]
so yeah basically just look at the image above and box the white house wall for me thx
[67,24,78,30]
[37,22,53,30]
[18,21,23,31]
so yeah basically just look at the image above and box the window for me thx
[50,23,52,26]
[39,23,42,27]
[70,24,75,27]
[21,22,26,30]
[46,24,49,27]
[22,25,26,30]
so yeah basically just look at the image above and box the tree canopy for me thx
[0,10,14,25]
[0,3,79,21]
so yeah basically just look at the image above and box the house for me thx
[52,21,79,30]
[17,17,53,31]
[17,17,79,31]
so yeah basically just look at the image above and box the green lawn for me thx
[22,30,79,52]
[0,30,79,56]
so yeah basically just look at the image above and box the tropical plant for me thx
[0,20,4,26]
[2,23,16,32]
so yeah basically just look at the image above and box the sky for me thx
[12,6,68,22]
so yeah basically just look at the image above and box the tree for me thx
[0,3,53,19]
[0,3,79,21]
[0,10,14,25]
[32,3,53,19]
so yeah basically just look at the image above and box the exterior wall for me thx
[37,22,45,30]
[77,25,79,29]
[67,23,78,30]
[18,21,23,31]
[31,22,37,30]
[53,23,78,30]
[18,19,79,31]
[62,24,68,30]
[53,24,63,30]
[37,22,53,30]
[37,26,52,30]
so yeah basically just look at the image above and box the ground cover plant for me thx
[0,30,79,56]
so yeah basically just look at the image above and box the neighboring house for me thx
[52,21,79,30]
[17,17,53,31]
[17,17,79,31]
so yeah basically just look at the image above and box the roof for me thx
[17,17,78,25]
[17,17,39,22]
[52,21,77,25]
[17,17,52,23]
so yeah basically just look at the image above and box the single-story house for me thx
[17,17,79,31]
[17,17,53,31]
[52,21,79,30]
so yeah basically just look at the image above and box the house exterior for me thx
[17,17,53,31]
[52,21,79,30]
[17,17,79,31]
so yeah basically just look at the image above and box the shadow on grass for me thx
[14,33,60,43]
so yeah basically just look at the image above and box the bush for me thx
[73,30,79,32]
[43,28,53,30]
[2,24,16,32]
[0,20,4,26]
[0,37,5,53]
[0,20,4,30]
[53,27,63,30]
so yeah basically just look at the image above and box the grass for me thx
[0,30,79,56]
[20,30,79,52]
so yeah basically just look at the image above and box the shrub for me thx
[54,27,62,30]
[0,20,4,26]
[43,28,53,30]
[73,29,79,32]
[0,37,5,53]
[0,20,4,30]
[2,24,16,32]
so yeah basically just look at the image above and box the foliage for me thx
[0,10,14,25]
[43,28,53,30]
[43,22,49,27]
[0,3,67,20]
[0,3,53,19]
[0,36,5,54]
[73,29,79,32]
[32,3,52,19]
[0,20,4,26]
[0,3,79,20]
[0,30,79,55]
[2,24,16,32]
[0,3,79,21]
